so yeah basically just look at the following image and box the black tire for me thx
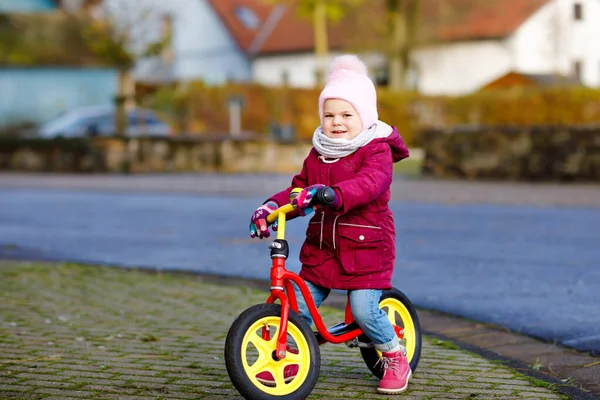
[225,303,320,400]
[359,288,422,379]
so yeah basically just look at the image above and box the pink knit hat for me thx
[318,54,378,131]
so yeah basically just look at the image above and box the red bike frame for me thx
[263,201,404,360]
[265,257,364,359]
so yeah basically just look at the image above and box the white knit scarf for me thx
[312,120,393,161]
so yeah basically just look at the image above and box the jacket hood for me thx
[372,121,410,163]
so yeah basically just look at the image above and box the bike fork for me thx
[266,289,290,360]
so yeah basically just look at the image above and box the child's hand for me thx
[291,184,326,211]
[249,201,278,239]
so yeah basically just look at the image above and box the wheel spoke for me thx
[285,351,301,364]
[248,326,277,354]
[245,327,277,375]
[386,307,396,325]
[273,367,287,387]
[246,356,271,376]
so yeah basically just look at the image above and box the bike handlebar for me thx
[266,186,336,224]
[315,186,336,206]
[266,204,295,224]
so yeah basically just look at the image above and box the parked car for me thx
[37,106,173,138]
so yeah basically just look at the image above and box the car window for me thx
[94,115,114,127]
[145,115,161,125]
[77,115,100,127]
[127,111,142,125]
[41,112,81,131]
[128,111,163,126]
[72,116,94,128]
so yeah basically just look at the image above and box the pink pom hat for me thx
[318,54,378,131]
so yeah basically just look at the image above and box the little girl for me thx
[249,54,411,394]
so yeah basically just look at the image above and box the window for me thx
[128,113,141,125]
[314,68,325,86]
[573,60,583,81]
[235,7,260,29]
[80,115,108,129]
[281,70,290,86]
[573,2,583,20]
[374,65,389,86]
[144,115,160,125]
[82,115,112,136]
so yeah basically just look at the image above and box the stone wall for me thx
[0,136,312,174]
[418,125,600,181]
[3,126,599,181]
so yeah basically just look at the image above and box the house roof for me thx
[206,0,349,56]
[522,72,580,86]
[424,0,551,42]
[481,71,581,90]
[207,0,551,56]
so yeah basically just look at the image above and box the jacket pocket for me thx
[336,223,383,274]
[299,221,324,266]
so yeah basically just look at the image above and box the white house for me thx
[83,0,252,84]
[412,0,600,95]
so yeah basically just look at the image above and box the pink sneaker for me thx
[255,348,299,386]
[377,348,412,394]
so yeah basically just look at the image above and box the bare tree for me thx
[268,0,364,85]
[334,0,421,90]
[386,0,419,91]
[66,0,171,135]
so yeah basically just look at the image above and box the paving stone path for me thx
[0,261,566,399]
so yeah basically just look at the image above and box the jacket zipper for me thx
[332,215,341,249]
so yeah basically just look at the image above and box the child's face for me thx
[322,99,363,140]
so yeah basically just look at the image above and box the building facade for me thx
[412,0,600,95]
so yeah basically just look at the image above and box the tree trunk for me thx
[115,69,134,136]
[388,1,406,91]
[314,0,328,86]
[388,0,420,91]
[403,0,419,90]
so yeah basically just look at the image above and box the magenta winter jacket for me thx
[269,126,409,290]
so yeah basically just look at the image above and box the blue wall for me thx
[134,0,252,85]
[0,67,118,128]
[173,0,251,83]
[0,0,55,12]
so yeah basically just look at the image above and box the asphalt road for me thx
[0,174,599,356]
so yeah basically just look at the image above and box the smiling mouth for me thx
[331,130,347,134]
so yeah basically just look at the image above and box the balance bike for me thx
[225,188,422,399]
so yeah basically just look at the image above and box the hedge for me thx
[143,84,600,147]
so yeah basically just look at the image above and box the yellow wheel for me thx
[360,288,422,378]
[225,304,320,399]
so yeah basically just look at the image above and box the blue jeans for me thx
[293,279,399,352]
